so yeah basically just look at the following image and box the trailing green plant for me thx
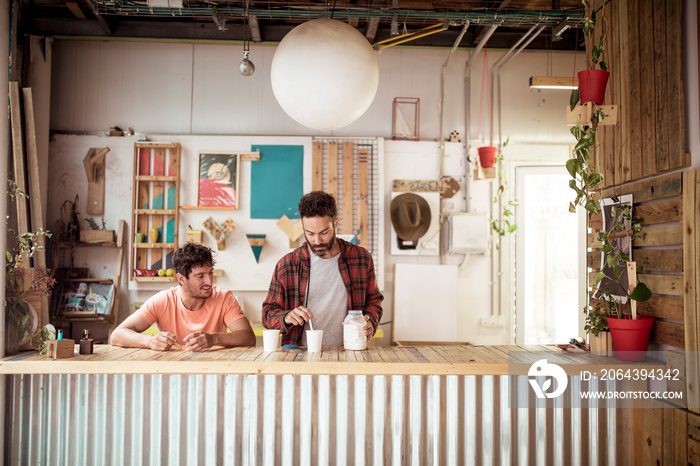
[581,0,608,72]
[29,323,57,355]
[566,115,605,214]
[583,287,616,336]
[592,203,652,319]
[491,139,518,246]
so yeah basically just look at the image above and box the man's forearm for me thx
[110,328,153,349]
[213,329,256,347]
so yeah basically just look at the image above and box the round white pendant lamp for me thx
[271,19,379,130]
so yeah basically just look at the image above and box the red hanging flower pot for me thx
[578,69,610,105]
[477,146,497,168]
[605,315,654,362]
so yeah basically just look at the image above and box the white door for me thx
[514,166,586,345]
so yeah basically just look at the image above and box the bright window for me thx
[515,166,584,344]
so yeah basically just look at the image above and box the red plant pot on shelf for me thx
[578,69,610,105]
[605,315,654,362]
[477,146,497,168]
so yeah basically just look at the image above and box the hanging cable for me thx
[239,0,255,76]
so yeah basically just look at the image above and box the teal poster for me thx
[250,145,303,219]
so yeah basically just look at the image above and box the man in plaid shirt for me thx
[262,191,383,347]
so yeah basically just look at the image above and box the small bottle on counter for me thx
[343,310,366,351]
[79,329,94,355]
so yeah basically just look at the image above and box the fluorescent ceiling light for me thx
[529,76,578,90]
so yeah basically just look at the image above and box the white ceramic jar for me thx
[343,310,367,350]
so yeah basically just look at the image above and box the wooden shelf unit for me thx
[51,219,126,340]
[131,142,181,281]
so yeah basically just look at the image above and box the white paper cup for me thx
[306,329,323,353]
[262,329,280,352]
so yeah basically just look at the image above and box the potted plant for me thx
[574,0,609,105]
[477,146,497,168]
[5,180,57,354]
[490,139,517,247]
[592,202,653,362]
[583,290,615,355]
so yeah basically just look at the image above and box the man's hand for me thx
[149,331,178,351]
[184,331,215,352]
[284,306,314,327]
[362,315,374,342]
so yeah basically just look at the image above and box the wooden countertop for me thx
[0,344,661,376]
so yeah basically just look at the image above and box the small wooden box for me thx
[187,230,203,243]
[79,339,94,355]
[80,230,115,243]
[47,339,75,359]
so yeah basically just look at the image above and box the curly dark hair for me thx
[173,242,215,278]
[298,191,337,219]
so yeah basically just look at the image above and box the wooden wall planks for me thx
[683,170,700,414]
[587,172,684,349]
[589,170,700,423]
[599,0,686,186]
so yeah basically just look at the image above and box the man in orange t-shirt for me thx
[111,243,255,351]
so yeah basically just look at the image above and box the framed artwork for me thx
[197,152,240,209]
[596,194,633,302]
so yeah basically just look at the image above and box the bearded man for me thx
[262,191,383,347]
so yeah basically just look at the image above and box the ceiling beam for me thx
[365,16,380,42]
[83,0,112,34]
[66,2,86,19]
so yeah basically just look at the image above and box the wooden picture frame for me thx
[596,194,634,302]
[197,152,240,209]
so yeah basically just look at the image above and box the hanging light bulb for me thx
[239,0,255,77]
[239,50,255,76]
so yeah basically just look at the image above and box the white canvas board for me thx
[393,263,458,342]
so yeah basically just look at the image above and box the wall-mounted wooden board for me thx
[341,141,354,234]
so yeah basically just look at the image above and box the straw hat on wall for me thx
[390,193,431,241]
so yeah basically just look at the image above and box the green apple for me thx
[157,269,166,277]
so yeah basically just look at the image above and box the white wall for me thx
[47,37,582,344]
[50,39,581,143]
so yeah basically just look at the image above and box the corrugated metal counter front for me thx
[2,345,636,465]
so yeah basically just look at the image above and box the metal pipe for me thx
[486,26,537,321]
[489,25,545,321]
[374,22,446,46]
[438,20,469,262]
[496,26,545,144]
[375,27,448,50]
[488,24,538,146]
[91,1,578,27]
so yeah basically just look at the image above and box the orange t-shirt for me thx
[135,285,246,344]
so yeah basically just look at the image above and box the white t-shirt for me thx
[301,245,348,346]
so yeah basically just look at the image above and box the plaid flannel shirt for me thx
[262,238,383,346]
